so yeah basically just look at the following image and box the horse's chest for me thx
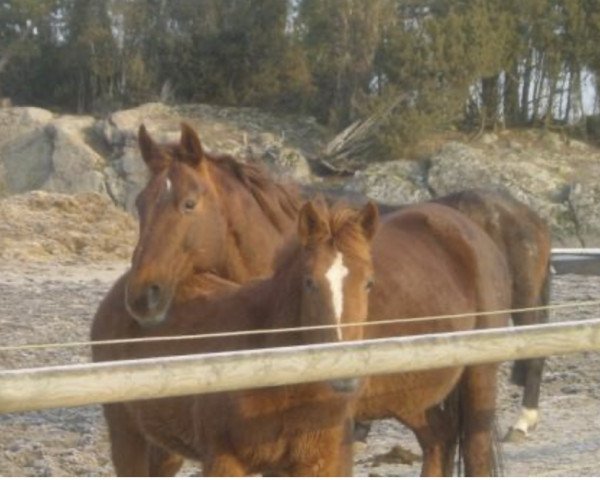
[227,388,344,470]
[130,398,201,459]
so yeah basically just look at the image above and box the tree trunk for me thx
[504,61,520,127]
[481,74,500,130]
[532,52,547,123]
[521,48,534,123]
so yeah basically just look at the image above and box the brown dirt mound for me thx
[0,191,136,263]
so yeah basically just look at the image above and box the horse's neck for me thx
[257,252,304,349]
[210,162,301,282]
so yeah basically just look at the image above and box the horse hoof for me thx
[503,427,527,443]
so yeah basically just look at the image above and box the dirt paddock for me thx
[0,261,599,476]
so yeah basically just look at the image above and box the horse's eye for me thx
[366,279,374,291]
[183,199,197,212]
[304,276,317,291]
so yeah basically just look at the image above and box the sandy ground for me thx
[0,261,599,476]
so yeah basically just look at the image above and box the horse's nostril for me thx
[147,284,162,309]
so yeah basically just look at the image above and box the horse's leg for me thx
[148,445,184,476]
[399,407,456,477]
[202,451,247,477]
[507,262,550,441]
[103,403,150,476]
[459,364,500,476]
[507,354,544,442]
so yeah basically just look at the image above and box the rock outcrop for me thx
[0,103,323,212]
[1,105,599,248]
[345,131,600,246]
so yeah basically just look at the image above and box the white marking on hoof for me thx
[512,407,539,435]
[325,253,349,340]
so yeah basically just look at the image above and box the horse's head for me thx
[295,200,378,393]
[126,123,228,327]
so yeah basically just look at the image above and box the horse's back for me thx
[358,202,511,424]
[433,189,551,300]
[370,202,511,334]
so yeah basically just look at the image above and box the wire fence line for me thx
[0,299,599,354]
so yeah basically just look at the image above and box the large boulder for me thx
[0,103,324,211]
[0,108,107,198]
[426,141,576,243]
[1,104,600,247]
[346,130,600,246]
[0,108,54,195]
[344,159,431,205]
[95,103,323,210]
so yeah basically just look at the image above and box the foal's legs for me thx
[459,364,500,476]
[288,422,354,477]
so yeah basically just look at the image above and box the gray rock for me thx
[42,120,107,195]
[0,127,53,194]
[1,103,600,246]
[568,181,600,246]
[345,160,431,205]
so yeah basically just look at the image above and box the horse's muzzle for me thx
[329,377,361,394]
[125,282,173,328]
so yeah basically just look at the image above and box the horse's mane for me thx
[206,151,302,233]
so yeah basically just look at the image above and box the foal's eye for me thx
[183,199,197,212]
[366,279,374,291]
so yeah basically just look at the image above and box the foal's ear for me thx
[358,201,379,241]
[138,125,168,174]
[179,122,204,166]
[298,201,330,246]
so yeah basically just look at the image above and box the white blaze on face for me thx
[165,177,172,195]
[325,252,349,341]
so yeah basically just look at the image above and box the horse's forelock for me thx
[330,207,373,264]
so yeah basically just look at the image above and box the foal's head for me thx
[292,201,378,391]
[126,123,229,326]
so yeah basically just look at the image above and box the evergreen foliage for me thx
[1,0,600,156]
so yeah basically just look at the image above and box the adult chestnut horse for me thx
[92,200,378,476]
[317,185,552,442]
[432,190,551,441]
[92,124,511,476]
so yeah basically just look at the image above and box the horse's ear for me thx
[138,125,167,174]
[180,122,204,166]
[298,201,330,246]
[358,201,379,241]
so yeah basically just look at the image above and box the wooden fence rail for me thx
[551,248,600,275]
[1,318,600,414]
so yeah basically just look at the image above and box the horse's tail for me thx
[450,385,504,477]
